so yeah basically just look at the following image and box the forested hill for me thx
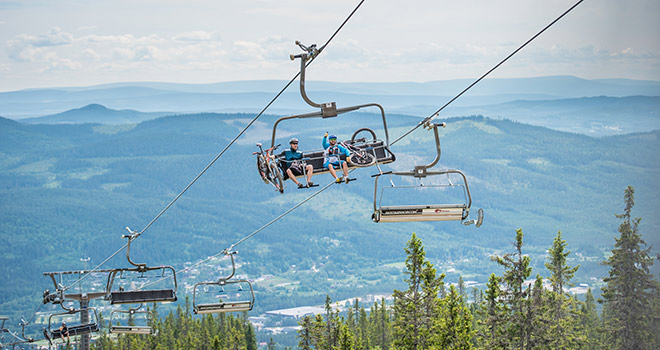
[0,113,658,327]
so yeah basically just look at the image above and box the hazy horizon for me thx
[1,0,658,91]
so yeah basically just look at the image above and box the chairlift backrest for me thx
[106,233,178,304]
[48,307,100,339]
[109,306,154,335]
[372,122,482,226]
[193,279,255,314]
[192,252,255,314]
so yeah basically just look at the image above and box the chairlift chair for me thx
[48,305,100,339]
[106,230,178,305]
[109,304,155,335]
[192,252,255,314]
[265,41,396,180]
[372,121,484,226]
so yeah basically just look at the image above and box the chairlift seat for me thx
[376,204,467,222]
[51,323,99,338]
[194,301,253,314]
[279,140,395,179]
[109,289,176,305]
[110,326,154,335]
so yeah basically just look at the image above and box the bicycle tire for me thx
[348,151,375,167]
[351,128,377,143]
[270,163,285,193]
[256,155,269,184]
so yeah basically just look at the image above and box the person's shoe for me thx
[335,177,343,183]
[344,177,350,183]
[307,182,314,187]
[298,183,306,189]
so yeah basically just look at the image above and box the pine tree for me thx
[476,273,507,349]
[433,285,474,349]
[525,274,551,349]
[492,228,532,349]
[544,231,583,349]
[298,315,314,350]
[579,288,601,350]
[545,231,579,294]
[393,232,444,349]
[267,337,277,350]
[600,186,658,349]
[370,297,390,349]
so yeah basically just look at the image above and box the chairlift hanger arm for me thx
[275,41,391,149]
[269,102,389,149]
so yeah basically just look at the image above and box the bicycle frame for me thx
[253,143,284,193]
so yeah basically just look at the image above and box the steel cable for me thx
[391,0,585,146]
[58,0,366,293]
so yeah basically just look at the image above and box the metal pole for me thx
[80,299,90,350]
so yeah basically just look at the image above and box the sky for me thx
[0,0,658,92]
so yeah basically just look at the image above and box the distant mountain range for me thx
[19,103,172,124]
[2,75,659,120]
[14,96,660,137]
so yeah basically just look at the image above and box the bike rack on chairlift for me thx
[109,304,155,335]
[192,251,255,314]
[268,41,395,176]
[47,302,100,340]
[105,228,178,305]
[372,121,483,226]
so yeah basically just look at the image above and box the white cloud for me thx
[82,48,101,61]
[173,30,218,42]
[22,27,73,47]
[2,0,659,90]
[46,58,81,71]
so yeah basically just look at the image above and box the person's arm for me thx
[322,133,329,149]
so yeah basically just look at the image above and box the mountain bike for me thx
[342,128,377,167]
[253,143,284,193]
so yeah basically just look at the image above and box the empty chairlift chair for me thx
[372,121,483,226]
[193,251,255,314]
[106,230,178,305]
[109,305,155,335]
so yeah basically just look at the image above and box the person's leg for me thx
[306,164,314,183]
[287,168,301,186]
[341,161,349,177]
[327,163,338,179]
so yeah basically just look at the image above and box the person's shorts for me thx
[288,162,304,176]
[323,160,345,169]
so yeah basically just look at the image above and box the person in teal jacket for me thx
[322,132,350,183]
[276,138,314,188]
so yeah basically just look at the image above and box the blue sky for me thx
[0,0,658,91]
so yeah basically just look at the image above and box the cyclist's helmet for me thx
[289,138,298,144]
[329,134,337,140]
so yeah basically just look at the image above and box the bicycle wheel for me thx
[351,128,377,144]
[256,155,269,184]
[348,151,375,167]
[270,163,285,193]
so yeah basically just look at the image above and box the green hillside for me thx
[0,113,658,333]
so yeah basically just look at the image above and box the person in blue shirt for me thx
[276,138,314,188]
[322,132,350,183]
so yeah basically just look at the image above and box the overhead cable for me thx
[391,0,585,146]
